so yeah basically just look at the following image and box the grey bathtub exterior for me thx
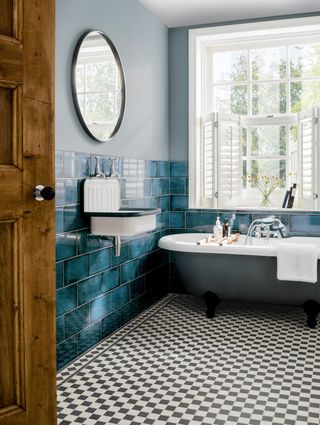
[173,251,320,306]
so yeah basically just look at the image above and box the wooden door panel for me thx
[0,221,24,410]
[0,0,56,423]
[0,222,17,409]
[0,37,22,83]
[0,0,13,37]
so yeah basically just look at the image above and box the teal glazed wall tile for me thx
[144,179,152,196]
[77,231,113,255]
[101,267,120,292]
[162,178,170,195]
[170,161,188,177]
[151,179,162,196]
[112,243,129,266]
[56,262,64,290]
[232,213,252,233]
[56,285,77,317]
[112,284,129,310]
[56,233,77,262]
[55,151,173,369]
[121,299,140,324]
[76,153,90,178]
[170,177,186,194]
[91,293,112,322]
[56,335,78,370]
[186,212,216,230]
[78,322,100,354]
[78,275,101,305]
[130,277,145,300]
[56,208,63,234]
[158,161,170,177]
[65,304,90,338]
[64,179,78,205]
[63,205,88,232]
[145,232,157,253]
[149,161,158,177]
[65,255,89,285]
[55,180,65,207]
[55,151,63,178]
[169,212,185,228]
[130,236,146,258]
[290,214,320,235]
[89,248,111,274]
[63,151,76,178]
[56,315,64,344]
[137,255,152,276]
[171,195,188,211]
[101,310,121,338]
[121,260,137,283]
[156,212,169,230]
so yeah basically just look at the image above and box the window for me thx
[189,17,320,209]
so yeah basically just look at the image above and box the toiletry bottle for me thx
[222,218,230,238]
[213,216,223,240]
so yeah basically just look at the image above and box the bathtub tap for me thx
[245,216,286,244]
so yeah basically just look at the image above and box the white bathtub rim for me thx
[159,233,320,258]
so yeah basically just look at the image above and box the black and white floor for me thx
[57,294,320,424]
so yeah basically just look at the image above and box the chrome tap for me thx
[94,156,105,178]
[245,216,286,244]
[109,157,120,178]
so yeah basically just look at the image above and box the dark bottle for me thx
[222,219,230,237]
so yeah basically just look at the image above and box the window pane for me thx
[242,160,247,189]
[76,64,85,92]
[290,44,320,78]
[86,62,116,92]
[214,85,247,114]
[290,80,320,112]
[242,127,247,156]
[251,47,286,80]
[251,126,286,156]
[84,93,115,123]
[252,83,286,114]
[250,159,286,187]
[213,50,247,83]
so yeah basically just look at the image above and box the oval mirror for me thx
[71,30,125,142]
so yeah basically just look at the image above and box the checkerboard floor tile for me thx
[57,294,320,424]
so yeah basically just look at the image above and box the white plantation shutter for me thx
[216,113,242,207]
[298,108,319,209]
[200,112,217,208]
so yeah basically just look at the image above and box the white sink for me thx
[88,208,160,236]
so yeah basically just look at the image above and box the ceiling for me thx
[138,0,320,28]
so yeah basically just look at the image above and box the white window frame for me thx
[189,16,320,209]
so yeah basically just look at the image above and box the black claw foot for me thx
[203,291,220,318]
[303,300,320,329]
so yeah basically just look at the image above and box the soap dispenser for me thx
[222,218,230,238]
[213,216,223,240]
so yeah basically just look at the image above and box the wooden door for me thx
[0,0,56,424]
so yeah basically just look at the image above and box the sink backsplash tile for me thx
[56,151,169,370]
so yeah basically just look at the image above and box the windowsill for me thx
[189,206,320,214]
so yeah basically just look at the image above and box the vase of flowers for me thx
[245,174,282,207]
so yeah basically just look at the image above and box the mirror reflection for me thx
[72,30,125,142]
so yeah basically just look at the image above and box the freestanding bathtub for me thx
[159,233,320,326]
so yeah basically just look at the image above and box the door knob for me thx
[33,185,55,201]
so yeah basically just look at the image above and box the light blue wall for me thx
[56,0,169,160]
[169,13,320,161]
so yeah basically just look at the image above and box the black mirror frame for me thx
[71,30,126,143]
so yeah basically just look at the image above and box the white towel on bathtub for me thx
[276,243,318,283]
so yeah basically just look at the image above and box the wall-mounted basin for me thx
[86,208,160,236]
